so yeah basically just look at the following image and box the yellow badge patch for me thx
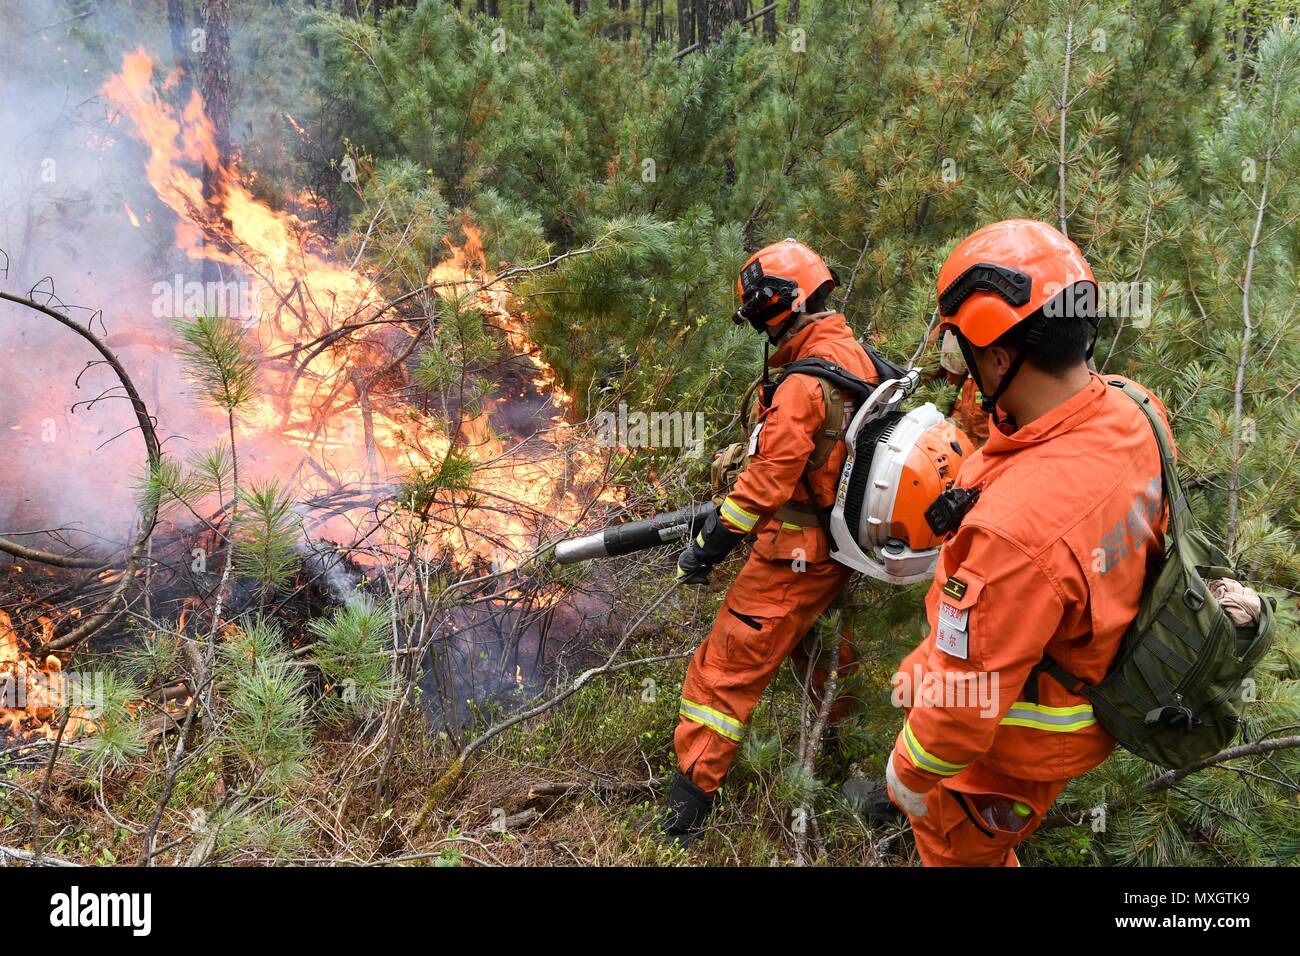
[942,576,968,600]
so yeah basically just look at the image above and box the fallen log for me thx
[525,775,665,804]
[0,845,81,867]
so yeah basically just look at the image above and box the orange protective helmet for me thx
[936,219,1096,347]
[734,239,837,332]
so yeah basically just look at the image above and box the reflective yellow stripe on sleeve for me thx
[680,698,746,743]
[719,497,759,534]
[1000,701,1096,733]
[902,720,968,777]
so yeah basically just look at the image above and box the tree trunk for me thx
[763,0,776,41]
[200,0,231,286]
[678,0,693,51]
[704,0,733,44]
[304,0,318,57]
[168,0,188,68]
[787,0,799,25]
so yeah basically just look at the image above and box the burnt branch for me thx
[0,284,162,654]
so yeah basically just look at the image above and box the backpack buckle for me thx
[1183,588,1206,611]
[1145,704,1198,728]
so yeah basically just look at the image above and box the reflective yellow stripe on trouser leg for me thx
[680,698,746,743]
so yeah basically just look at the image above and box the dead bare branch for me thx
[0,286,162,654]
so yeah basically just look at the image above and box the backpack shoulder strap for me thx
[776,357,875,400]
[775,358,870,471]
[1035,381,1185,701]
[1107,379,1188,534]
[863,344,908,383]
[739,371,769,434]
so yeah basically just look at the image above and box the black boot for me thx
[658,772,714,848]
[840,776,902,823]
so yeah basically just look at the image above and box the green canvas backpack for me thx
[1035,380,1276,770]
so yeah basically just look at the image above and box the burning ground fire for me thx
[99,49,616,567]
[0,607,95,740]
[0,50,623,741]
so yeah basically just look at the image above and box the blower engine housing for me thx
[829,391,976,584]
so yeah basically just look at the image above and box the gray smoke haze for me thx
[0,1,319,558]
[2,2,178,555]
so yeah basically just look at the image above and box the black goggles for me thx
[938,262,1032,318]
[732,274,800,331]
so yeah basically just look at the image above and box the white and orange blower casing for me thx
[828,371,977,583]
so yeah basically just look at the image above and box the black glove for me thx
[676,505,745,585]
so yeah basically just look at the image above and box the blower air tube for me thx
[555,503,714,565]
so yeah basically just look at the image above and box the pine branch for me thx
[1042,734,1300,831]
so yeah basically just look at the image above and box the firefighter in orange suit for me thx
[884,219,1173,865]
[659,240,879,845]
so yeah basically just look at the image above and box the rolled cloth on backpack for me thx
[1209,578,1262,627]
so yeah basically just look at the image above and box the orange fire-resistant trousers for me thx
[907,762,1071,867]
[675,555,853,793]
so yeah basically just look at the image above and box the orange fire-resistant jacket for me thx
[891,374,1172,792]
[715,312,879,563]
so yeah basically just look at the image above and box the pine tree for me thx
[36,0,1300,866]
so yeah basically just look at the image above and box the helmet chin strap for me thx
[766,309,803,346]
[979,350,1030,429]
[958,321,1043,430]
[1084,315,1101,360]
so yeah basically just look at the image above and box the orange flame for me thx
[101,51,616,568]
